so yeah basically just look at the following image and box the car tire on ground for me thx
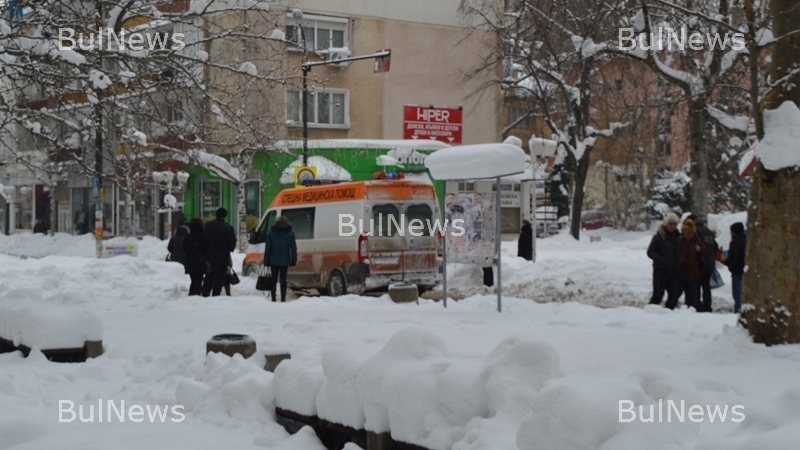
[326,270,347,297]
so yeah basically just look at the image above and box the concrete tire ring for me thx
[206,334,257,359]
[388,283,419,303]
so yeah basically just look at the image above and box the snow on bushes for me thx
[274,327,561,450]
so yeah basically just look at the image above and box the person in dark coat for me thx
[203,208,237,297]
[678,219,705,310]
[167,225,189,266]
[647,213,684,309]
[264,215,297,302]
[725,222,746,313]
[182,218,210,296]
[688,214,718,312]
[517,220,533,261]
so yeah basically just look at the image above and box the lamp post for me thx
[290,10,390,167]
[153,170,190,238]
[528,137,557,263]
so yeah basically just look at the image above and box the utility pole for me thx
[94,104,103,258]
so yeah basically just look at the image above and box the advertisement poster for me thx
[444,192,496,265]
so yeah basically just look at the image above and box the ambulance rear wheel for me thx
[325,270,347,297]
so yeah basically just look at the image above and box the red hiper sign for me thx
[403,105,462,143]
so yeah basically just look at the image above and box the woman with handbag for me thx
[263,215,298,302]
[183,218,210,296]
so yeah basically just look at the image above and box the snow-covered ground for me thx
[1,225,798,450]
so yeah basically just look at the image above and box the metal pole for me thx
[302,65,309,166]
[531,156,537,262]
[496,176,502,313]
[167,184,173,238]
[441,179,447,308]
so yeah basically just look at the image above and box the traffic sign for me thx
[295,165,317,188]
[403,105,462,144]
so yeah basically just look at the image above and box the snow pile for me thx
[425,143,528,180]
[755,101,800,171]
[279,156,352,184]
[0,233,165,259]
[275,327,561,450]
[0,288,103,349]
[175,352,273,425]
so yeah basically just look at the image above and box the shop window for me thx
[199,179,221,222]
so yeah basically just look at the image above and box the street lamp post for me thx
[528,137,557,263]
[290,10,390,167]
[153,170,189,238]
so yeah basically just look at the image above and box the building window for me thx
[168,101,183,123]
[286,89,348,127]
[656,139,672,157]
[286,14,348,51]
[507,107,531,128]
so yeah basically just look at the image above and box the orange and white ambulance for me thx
[243,174,441,296]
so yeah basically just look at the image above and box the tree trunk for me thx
[237,182,247,251]
[688,99,710,222]
[49,184,57,235]
[569,151,591,240]
[124,191,133,238]
[741,0,800,345]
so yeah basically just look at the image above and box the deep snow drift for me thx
[0,224,797,450]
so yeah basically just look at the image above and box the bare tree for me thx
[460,0,626,239]
[0,0,286,247]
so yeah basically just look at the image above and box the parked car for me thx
[580,210,611,230]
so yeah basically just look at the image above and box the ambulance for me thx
[243,174,441,296]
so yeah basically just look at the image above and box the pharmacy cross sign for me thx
[403,105,462,144]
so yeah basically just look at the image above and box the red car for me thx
[580,210,611,230]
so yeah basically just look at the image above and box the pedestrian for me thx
[687,214,718,312]
[183,218,210,296]
[678,218,705,310]
[647,213,683,309]
[517,220,533,261]
[264,215,297,302]
[724,222,746,313]
[167,225,189,266]
[33,219,46,234]
[203,207,237,297]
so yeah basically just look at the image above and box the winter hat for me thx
[663,213,680,226]
[682,218,696,235]
[730,222,745,235]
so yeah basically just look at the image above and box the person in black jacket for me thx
[203,208,237,297]
[725,222,746,313]
[183,218,210,296]
[688,215,719,312]
[517,220,533,261]
[264,215,298,302]
[647,213,684,309]
[167,225,189,267]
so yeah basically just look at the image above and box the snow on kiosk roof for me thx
[424,143,528,180]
